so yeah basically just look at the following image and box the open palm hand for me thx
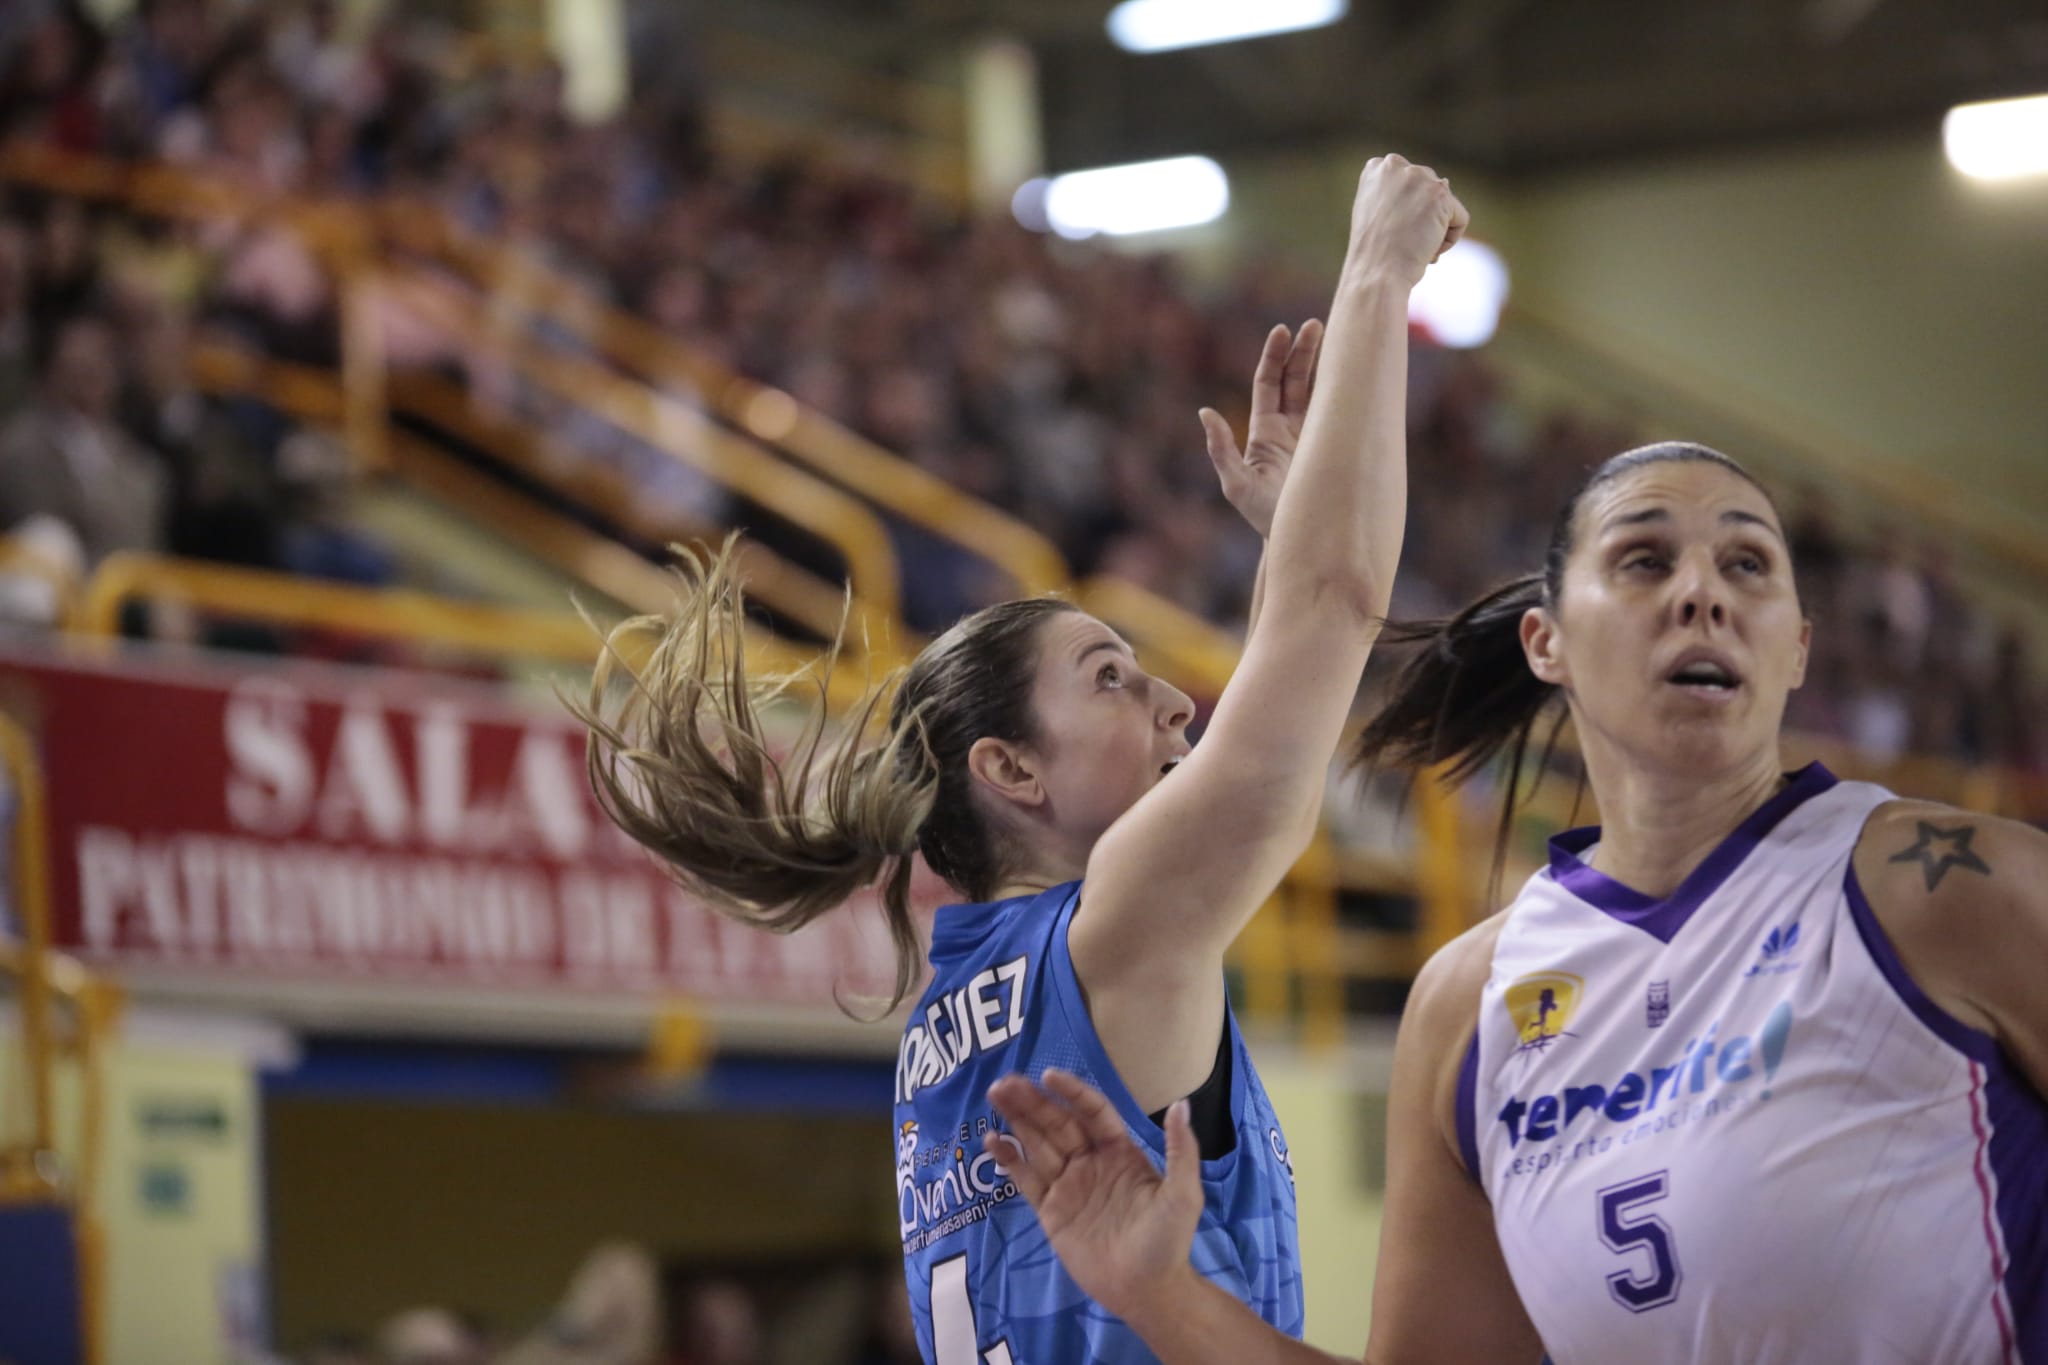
[1201,319,1323,539]
[984,1070,1205,1324]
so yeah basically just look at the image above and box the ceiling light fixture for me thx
[1107,0,1349,55]
[1944,93,2048,180]
[1028,156,1231,238]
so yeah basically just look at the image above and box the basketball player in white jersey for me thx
[978,443,2048,1363]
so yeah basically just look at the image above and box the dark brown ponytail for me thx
[1352,574,1565,894]
[1352,441,1781,895]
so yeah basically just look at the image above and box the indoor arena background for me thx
[1,0,2045,1361]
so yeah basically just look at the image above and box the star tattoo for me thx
[1888,821,1993,893]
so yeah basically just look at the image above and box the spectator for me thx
[374,1307,488,1365]
[0,218,33,417]
[497,1242,663,1365]
[674,1279,761,1365]
[0,311,169,565]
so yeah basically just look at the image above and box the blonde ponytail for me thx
[571,539,937,1011]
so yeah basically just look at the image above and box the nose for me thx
[1155,677,1196,732]
[1673,549,1730,629]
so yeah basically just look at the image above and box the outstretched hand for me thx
[1201,319,1323,540]
[984,1069,1204,1324]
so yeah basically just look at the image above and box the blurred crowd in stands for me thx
[283,1241,919,1365]
[0,0,2041,785]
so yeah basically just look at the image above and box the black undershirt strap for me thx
[1147,1019,1237,1160]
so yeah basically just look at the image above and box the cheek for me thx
[1556,600,1649,693]
[1752,603,1809,680]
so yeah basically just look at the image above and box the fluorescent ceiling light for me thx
[1407,239,1510,349]
[1108,0,1348,54]
[1038,156,1230,238]
[1944,93,2048,180]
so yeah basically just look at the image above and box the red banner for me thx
[0,645,929,1006]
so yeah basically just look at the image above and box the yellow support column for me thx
[1413,765,1474,962]
[0,713,57,1194]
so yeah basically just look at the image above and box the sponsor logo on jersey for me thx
[1645,980,1670,1029]
[1505,971,1583,1060]
[1495,999,1795,1154]
[896,1111,1022,1250]
[1743,921,1802,978]
[894,954,1029,1104]
[1269,1128,1296,1187]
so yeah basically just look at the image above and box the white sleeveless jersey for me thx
[1464,764,2047,1364]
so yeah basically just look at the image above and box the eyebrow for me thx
[1603,507,1785,541]
[1075,638,1133,667]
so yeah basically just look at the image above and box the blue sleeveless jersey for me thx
[895,882,1304,1364]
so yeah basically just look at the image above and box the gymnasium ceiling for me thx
[705,0,2048,174]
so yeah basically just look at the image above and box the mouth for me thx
[1159,755,1187,777]
[1664,649,1744,700]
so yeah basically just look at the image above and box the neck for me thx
[987,861,1083,903]
[1575,737,1787,900]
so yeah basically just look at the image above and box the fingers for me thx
[1198,407,1241,474]
[1282,317,1323,414]
[984,1129,1049,1205]
[1433,189,1471,264]
[987,1073,1090,1178]
[1162,1098,1201,1195]
[1041,1067,1133,1149]
[1249,323,1290,414]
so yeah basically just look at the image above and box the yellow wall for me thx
[1,1030,265,1365]
[1219,130,2048,534]
[1506,134,2048,529]
[1258,1050,1389,1355]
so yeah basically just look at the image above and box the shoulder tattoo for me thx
[1887,820,1993,893]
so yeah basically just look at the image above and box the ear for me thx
[1521,605,1568,687]
[1789,617,1812,690]
[966,736,1046,812]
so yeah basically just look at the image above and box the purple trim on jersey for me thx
[1455,1033,1482,1187]
[1967,1066,2020,1365]
[1983,1055,2048,1363]
[1842,863,1997,1063]
[1846,863,2048,1362]
[1545,762,1839,943]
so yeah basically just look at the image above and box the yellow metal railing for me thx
[0,715,57,1196]
[378,270,911,631]
[0,145,906,639]
[72,554,880,712]
[0,711,108,1363]
[397,210,1069,600]
[181,341,882,657]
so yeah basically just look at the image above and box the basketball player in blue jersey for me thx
[983,443,2048,1363]
[575,155,1469,1364]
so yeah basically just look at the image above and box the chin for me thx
[1632,704,1761,774]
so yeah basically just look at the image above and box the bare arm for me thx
[1853,800,2048,1095]
[1071,159,1466,1108]
[1362,920,1543,1362]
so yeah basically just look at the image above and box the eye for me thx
[1097,662,1123,688]
[1621,551,1666,573]
[1726,548,1770,576]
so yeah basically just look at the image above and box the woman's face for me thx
[1523,460,1810,779]
[1009,611,1195,855]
